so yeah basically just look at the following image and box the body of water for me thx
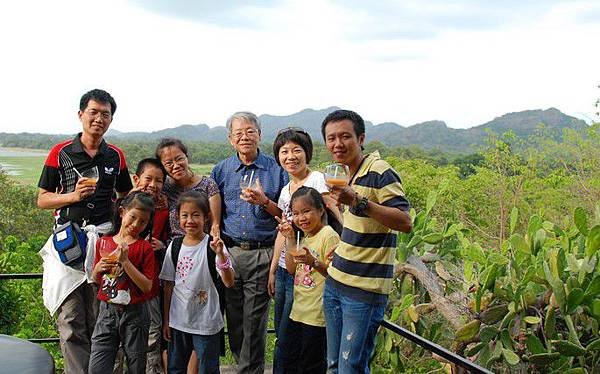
[0,163,20,175]
[0,148,46,182]
[0,148,47,157]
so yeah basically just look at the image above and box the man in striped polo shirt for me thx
[321,109,412,373]
[37,89,132,373]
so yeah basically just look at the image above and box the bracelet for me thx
[216,255,233,271]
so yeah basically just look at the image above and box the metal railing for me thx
[380,319,492,374]
[1,273,492,373]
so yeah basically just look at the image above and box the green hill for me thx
[0,107,588,153]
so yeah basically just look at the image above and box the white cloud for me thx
[0,0,598,135]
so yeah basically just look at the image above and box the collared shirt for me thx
[211,150,288,243]
[38,133,133,225]
[327,151,410,305]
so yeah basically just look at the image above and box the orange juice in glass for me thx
[82,178,98,187]
[98,239,119,277]
[325,178,348,186]
[81,167,99,187]
[324,163,349,187]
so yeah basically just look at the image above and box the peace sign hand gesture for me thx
[275,215,294,240]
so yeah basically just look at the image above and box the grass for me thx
[0,154,46,185]
[222,303,276,365]
[0,148,216,187]
[190,163,215,176]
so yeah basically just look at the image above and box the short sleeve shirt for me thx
[38,133,133,225]
[93,236,155,305]
[328,151,410,305]
[211,150,288,243]
[276,171,328,268]
[163,176,219,239]
[289,225,339,327]
[150,207,170,298]
[159,236,231,335]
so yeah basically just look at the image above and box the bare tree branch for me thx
[395,255,475,330]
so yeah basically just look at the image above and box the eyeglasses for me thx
[230,128,259,140]
[162,155,187,170]
[276,127,308,136]
[85,109,112,121]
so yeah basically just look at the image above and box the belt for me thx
[222,234,274,250]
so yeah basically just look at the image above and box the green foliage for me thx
[386,197,600,372]
[0,170,60,368]
[377,124,600,372]
[2,122,600,371]
[0,171,53,247]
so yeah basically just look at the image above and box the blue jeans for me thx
[273,265,295,373]
[168,328,220,374]
[323,281,386,374]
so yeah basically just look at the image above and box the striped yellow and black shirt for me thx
[327,151,409,305]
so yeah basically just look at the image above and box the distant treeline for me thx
[0,132,485,178]
[104,140,487,179]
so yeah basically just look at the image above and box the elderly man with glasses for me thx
[211,111,288,373]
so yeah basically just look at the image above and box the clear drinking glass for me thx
[240,171,260,189]
[324,163,350,212]
[98,238,119,277]
[81,166,99,187]
[324,163,350,186]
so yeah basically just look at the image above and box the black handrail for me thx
[380,319,493,374]
[2,273,492,373]
[0,273,44,280]
[28,338,61,343]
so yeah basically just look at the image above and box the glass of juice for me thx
[324,163,349,187]
[81,167,99,187]
[98,238,119,277]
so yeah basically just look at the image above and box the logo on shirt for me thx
[104,166,114,175]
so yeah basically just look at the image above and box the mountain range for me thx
[1,107,589,153]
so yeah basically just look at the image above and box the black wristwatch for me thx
[353,194,369,215]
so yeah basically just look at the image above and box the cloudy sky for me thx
[0,0,599,134]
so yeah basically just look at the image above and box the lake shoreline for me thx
[0,147,48,157]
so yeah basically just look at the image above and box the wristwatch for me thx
[353,194,369,215]
[312,258,322,269]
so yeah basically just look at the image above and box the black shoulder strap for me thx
[205,235,219,286]
[171,236,184,269]
[205,235,227,356]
